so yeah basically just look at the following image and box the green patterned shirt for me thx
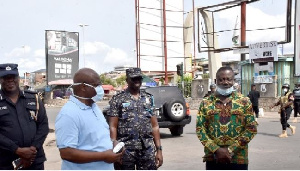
[196,91,257,164]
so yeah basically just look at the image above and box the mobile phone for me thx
[12,158,23,170]
[113,142,125,154]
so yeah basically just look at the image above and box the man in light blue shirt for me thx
[55,68,123,170]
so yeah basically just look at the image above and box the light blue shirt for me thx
[55,96,114,170]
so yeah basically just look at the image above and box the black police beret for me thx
[126,68,142,78]
[0,63,19,77]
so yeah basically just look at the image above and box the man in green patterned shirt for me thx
[196,66,257,170]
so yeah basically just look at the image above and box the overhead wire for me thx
[139,22,189,29]
[139,9,183,26]
[140,54,191,59]
[140,41,185,54]
[137,0,193,67]
[139,57,178,69]
[202,25,290,35]
[140,26,183,40]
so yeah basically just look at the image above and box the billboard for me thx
[249,41,278,62]
[295,0,300,76]
[45,30,79,84]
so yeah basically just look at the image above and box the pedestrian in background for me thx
[108,67,163,170]
[196,66,257,170]
[233,82,241,93]
[270,83,296,138]
[204,83,216,98]
[55,68,123,170]
[248,84,260,121]
[0,63,49,170]
[292,82,300,123]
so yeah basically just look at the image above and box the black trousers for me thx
[294,100,300,117]
[206,161,248,170]
[0,162,44,170]
[280,107,292,130]
[252,106,259,118]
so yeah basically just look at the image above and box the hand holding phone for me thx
[12,158,23,170]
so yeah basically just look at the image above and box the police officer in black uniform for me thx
[292,81,300,123]
[0,63,49,169]
[108,67,163,170]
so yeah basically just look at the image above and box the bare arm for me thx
[151,116,163,168]
[59,147,122,164]
[271,98,281,108]
[109,117,119,141]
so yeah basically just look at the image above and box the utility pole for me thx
[163,0,168,85]
[241,1,246,61]
[135,0,140,68]
[79,24,89,67]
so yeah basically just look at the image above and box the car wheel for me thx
[165,99,186,121]
[170,126,183,136]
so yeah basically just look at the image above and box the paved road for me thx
[44,106,300,170]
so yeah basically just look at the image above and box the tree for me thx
[116,75,126,86]
[99,74,116,87]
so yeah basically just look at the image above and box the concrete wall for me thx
[191,79,209,98]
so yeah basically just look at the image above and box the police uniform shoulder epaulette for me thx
[24,90,38,94]
[23,90,37,99]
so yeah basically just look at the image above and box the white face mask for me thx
[71,83,104,102]
[283,88,288,93]
[216,86,235,96]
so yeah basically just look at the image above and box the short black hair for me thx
[216,66,234,77]
[251,84,256,87]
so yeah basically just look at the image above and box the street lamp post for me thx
[22,45,28,85]
[79,24,89,67]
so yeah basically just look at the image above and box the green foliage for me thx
[202,73,210,79]
[159,77,165,85]
[177,74,192,98]
[99,74,116,87]
[116,75,127,86]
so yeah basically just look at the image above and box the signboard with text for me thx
[253,75,274,84]
[45,30,79,84]
[249,41,278,62]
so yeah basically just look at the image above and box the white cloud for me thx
[4,46,31,58]
[80,41,134,74]
[84,41,110,55]
[34,49,45,57]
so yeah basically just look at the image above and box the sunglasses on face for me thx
[130,77,143,82]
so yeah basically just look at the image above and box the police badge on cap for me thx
[0,63,19,77]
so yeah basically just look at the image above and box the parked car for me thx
[102,86,191,136]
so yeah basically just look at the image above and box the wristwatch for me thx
[156,146,162,151]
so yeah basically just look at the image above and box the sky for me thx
[0,0,295,76]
